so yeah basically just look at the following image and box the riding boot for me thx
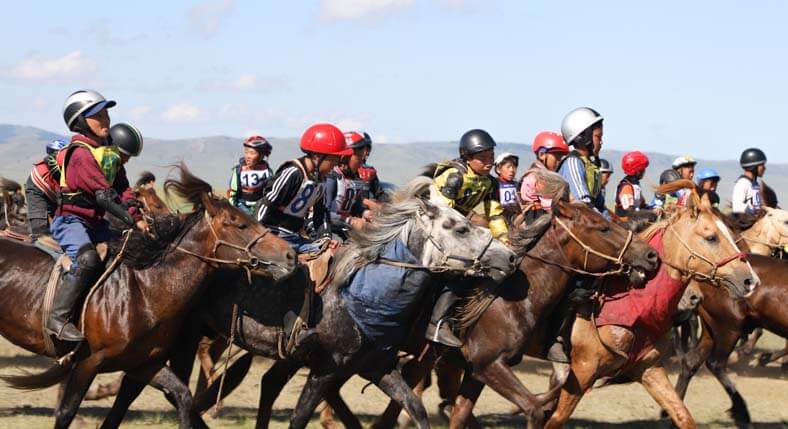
[425,288,462,348]
[46,245,101,346]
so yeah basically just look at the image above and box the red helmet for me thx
[300,123,350,156]
[243,135,272,154]
[344,131,372,149]
[621,151,650,176]
[532,131,568,154]
[358,165,378,182]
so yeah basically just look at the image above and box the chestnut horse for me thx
[0,164,296,429]
[543,184,758,429]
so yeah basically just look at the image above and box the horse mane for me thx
[761,181,779,208]
[163,163,214,208]
[329,176,434,288]
[135,171,156,189]
[655,179,699,207]
[0,177,22,193]
[420,162,438,178]
[108,212,199,269]
[725,210,765,231]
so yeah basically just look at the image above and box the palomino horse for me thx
[544,182,758,429]
[101,176,518,429]
[0,164,296,429]
[372,196,660,429]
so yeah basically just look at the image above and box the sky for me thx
[1,0,787,161]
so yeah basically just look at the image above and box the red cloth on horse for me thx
[595,229,685,361]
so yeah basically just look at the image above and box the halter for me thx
[376,210,497,276]
[661,222,747,287]
[175,210,282,281]
[525,215,635,278]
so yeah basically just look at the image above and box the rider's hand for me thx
[136,219,149,233]
[362,209,374,222]
[328,239,340,249]
[349,217,366,230]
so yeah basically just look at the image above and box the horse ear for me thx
[421,199,441,219]
[201,193,218,216]
[553,199,574,219]
[699,192,712,212]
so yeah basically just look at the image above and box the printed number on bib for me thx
[290,184,315,214]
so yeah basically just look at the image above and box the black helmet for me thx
[110,123,144,157]
[740,148,766,169]
[659,169,681,185]
[459,129,496,158]
[598,158,613,174]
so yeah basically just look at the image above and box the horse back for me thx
[745,255,788,338]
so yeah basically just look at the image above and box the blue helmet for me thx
[46,139,68,155]
[695,168,720,184]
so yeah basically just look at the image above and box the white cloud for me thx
[129,105,153,121]
[8,51,96,81]
[187,0,234,38]
[320,0,414,20]
[162,104,203,122]
[199,74,287,92]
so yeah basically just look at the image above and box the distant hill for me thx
[1,123,786,209]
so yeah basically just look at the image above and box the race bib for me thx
[498,182,519,207]
[240,169,270,190]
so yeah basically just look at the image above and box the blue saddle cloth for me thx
[341,239,432,350]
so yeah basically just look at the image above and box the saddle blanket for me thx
[595,229,685,361]
[341,239,431,350]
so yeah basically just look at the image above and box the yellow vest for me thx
[59,140,122,194]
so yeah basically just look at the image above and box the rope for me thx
[41,256,66,356]
[213,303,238,416]
[79,230,132,333]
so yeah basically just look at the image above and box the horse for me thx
[0,177,26,233]
[543,182,758,429]
[673,258,788,426]
[0,164,296,429]
[370,194,661,429]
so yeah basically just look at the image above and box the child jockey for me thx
[558,107,608,216]
[493,152,521,224]
[671,155,697,207]
[325,131,375,240]
[48,90,141,350]
[695,168,721,208]
[228,135,273,216]
[256,123,348,253]
[615,151,650,217]
[732,148,767,216]
[26,139,68,240]
[521,131,569,224]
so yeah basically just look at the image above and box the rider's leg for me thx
[425,286,462,347]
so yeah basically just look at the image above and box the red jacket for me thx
[55,134,139,224]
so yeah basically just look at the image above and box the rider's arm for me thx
[731,178,749,214]
[484,198,509,242]
[227,166,239,206]
[113,167,142,220]
[313,188,331,238]
[432,168,462,209]
[256,166,302,223]
[558,157,592,205]
[323,173,347,226]
[617,183,634,210]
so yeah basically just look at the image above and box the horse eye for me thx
[237,223,247,229]
[705,234,718,243]
[600,226,609,233]
[456,226,469,235]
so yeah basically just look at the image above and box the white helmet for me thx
[494,152,519,166]
[561,107,603,147]
[671,155,697,169]
[62,89,116,132]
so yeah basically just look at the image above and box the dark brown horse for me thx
[0,164,296,429]
[368,198,659,429]
[673,254,788,426]
[0,177,26,233]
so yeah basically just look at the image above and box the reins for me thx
[524,216,635,278]
[374,210,497,276]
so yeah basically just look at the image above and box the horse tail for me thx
[0,354,73,390]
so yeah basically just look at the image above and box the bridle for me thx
[175,210,284,280]
[524,215,635,277]
[661,222,747,287]
[376,210,497,276]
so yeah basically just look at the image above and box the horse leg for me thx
[543,360,597,429]
[374,368,430,429]
[706,357,751,425]
[53,357,100,429]
[256,359,301,429]
[435,356,467,422]
[371,352,436,429]
[739,327,762,355]
[471,358,544,427]
[195,336,229,394]
[148,365,211,429]
[449,370,485,429]
[99,366,161,429]
[638,365,696,429]
[84,375,123,400]
[290,367,343,429]
[323,383,362,429]
[673,321,714,402]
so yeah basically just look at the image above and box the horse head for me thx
[741,207,788,256]
[655,180,759,298]
[545,199,659,286]
[164,164,296,282]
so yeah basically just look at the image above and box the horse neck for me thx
[518,227,573,312]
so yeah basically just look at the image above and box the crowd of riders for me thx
[19,89,773,352]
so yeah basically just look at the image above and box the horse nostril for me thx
[744,278,753,287]
[509,255,515,263]
[647,251,658,262]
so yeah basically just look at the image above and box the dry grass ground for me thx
[0,332,786,428]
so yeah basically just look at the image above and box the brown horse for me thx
[543,184,758,429]
[317,197,660,429]
[673,254,788,426]
[0,164,296,429]
[0,177,26,232]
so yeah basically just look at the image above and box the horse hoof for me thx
[758,352,773,367]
